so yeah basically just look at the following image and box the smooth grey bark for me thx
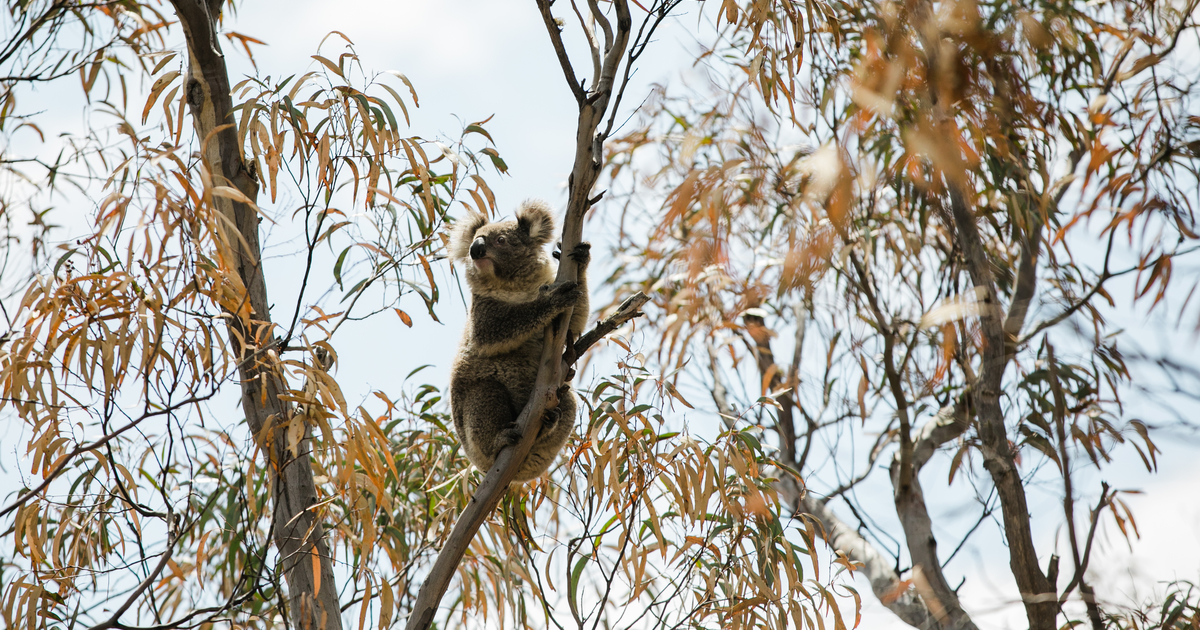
[733,311,955,629]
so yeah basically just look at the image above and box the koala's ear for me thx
[449,212,487,260]
[515,199,556,245]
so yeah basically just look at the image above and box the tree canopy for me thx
[2,1,1199,630]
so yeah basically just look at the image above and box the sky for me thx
[2,0,1199,628]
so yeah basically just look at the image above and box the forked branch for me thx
[403,4,646,628]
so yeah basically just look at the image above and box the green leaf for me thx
[464,123,494,144]
[568,555,588,621]
[370,96,400,132]
[481,147,508,174]
[377,83,411,126]
[333,246,351,289]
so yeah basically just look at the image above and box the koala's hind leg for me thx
[455,378,522,473]
[538,384,574,432]
[515,384,577,481]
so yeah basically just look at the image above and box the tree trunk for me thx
[169,1,343,628]
[947,188,1055,630]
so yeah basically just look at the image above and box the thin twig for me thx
[570,0,602,86]
[571,292,649,358]
[535,0,585,102]
[0,390,218,520]
[89,510,178,630]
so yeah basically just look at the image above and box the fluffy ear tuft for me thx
[449,212,487,260]
[516,199,556,245]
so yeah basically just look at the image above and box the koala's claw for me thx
[563,332,579,375]
[568,242,591,266]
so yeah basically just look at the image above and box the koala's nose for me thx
[469,237,487,260]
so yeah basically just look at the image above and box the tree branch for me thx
[404,6,638,627]
[1048,343,1103,630]
[168,1,342,628]
[788,485,939,629]
[742,304,949,629]
[911,399,972,472]
[1002,216,1043,353]
[89,511,178,630]
[572,291,649,358]
[744,310,797,463]
[889,400,979,630]
[535,0,585,103]
[569,0,602,86]
[586,0,613,52]
[947,185,1055,628]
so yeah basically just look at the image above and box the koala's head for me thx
[449,199,557,300]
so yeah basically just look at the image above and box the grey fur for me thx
[449,199,590,482]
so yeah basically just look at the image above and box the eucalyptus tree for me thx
[601,0,1200,628]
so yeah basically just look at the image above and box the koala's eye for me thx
[496,236,507,245]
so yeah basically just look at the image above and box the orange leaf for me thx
[311,548,321,596]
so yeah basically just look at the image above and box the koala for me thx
[448,199,590,482]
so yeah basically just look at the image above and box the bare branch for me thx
[947,184,1055,629]
[912,399,972,472]
[535,0,586,102]
[889,400,979,630]
[1002,219,1043,352]
[571,291,650,358]
[594,0,631,97]
[570,0,602,86]
[707,343,738,430]
[1049,343,1103,630]
[785,485,938,629]
[1017,235,1198,345]
[89,512,178,630]
[603,1,680,139]
[746,300,953,628]
[743,310,797,463]
[587,0,613,52]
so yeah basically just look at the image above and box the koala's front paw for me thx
[568,242,591,267]
[540,385,574,432]
[545,280,582,308]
